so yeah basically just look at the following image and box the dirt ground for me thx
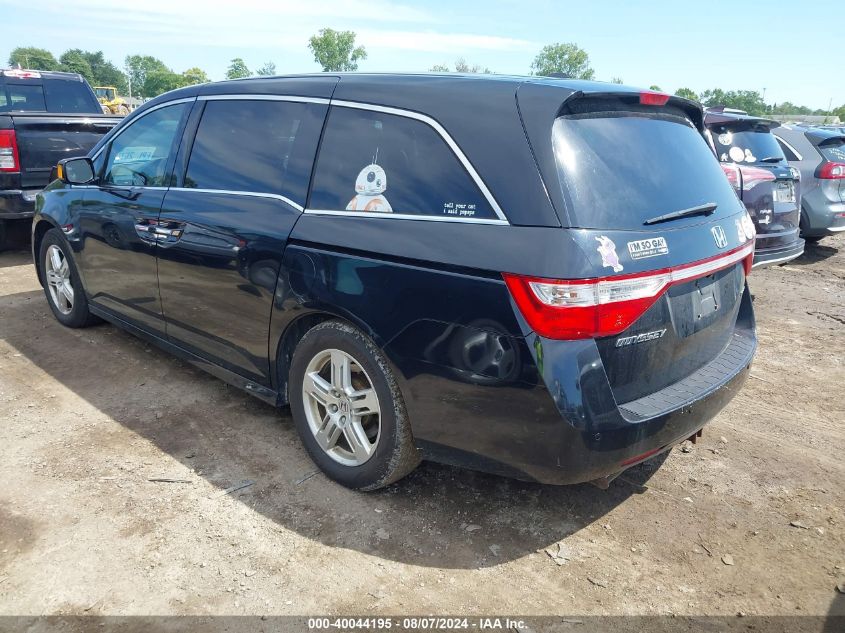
[0,233,843,620]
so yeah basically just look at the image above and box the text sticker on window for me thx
[443,202,477,217]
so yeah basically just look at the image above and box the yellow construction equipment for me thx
[94,86,130,116]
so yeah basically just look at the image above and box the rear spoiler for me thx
[704,110,780,132]
[559,90,704,131]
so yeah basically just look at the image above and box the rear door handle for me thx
[134,220,184,243]
[146,225,183,239]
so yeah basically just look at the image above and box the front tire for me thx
[288,320,420,490]
[39,229,99,328]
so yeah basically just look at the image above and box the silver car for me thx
[773,125,845,242]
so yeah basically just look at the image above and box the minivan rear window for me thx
[552,111,743,230]
[710,127,785,165]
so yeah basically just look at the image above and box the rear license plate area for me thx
[774,180,795,203]
[692,275,721,320]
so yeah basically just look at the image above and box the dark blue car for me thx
[33,74,757,490]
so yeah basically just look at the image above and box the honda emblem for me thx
[711,225,728,249]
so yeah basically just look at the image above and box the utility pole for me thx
[125,68,132,108]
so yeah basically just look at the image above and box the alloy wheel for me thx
[45,245,74,315]
[301,348,381,467]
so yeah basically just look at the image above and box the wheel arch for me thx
[32,218,63,287]
[271,309,407,408]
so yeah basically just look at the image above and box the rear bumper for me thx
[0,190,37,220]
[752,237,805,268]
[802,201,845,237]
[409,286,757,487]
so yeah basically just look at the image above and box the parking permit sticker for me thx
[114,146,156,163]
[627,237,669,260]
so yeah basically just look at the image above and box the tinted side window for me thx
[184,100,325,204]
[103,102,188,187]
[2,83,46,111]
[43,79,100,113]
[310,107,496,220]
[775,137,799,161]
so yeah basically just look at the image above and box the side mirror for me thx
[56,157,95,185]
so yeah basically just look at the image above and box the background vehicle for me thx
[773,124,845,242]
[0,69,120,250]
[95,86,130,116]
[705,107,804,267]
[33,75,756,491]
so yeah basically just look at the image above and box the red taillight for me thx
[818,162,845,179]
[721,164,741,192]
[503,242,755,340]
[640,91,670,106]
[737,165,775,190]
[0,130,20,172]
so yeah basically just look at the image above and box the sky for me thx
[2,0,841,110]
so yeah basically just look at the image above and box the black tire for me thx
[0,220,7,252]
[803,235,824,244]
[288,320,420,490]
[38,229,100,328]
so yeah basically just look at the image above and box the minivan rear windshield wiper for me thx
[759,156,783,163]
[644,202,718,225]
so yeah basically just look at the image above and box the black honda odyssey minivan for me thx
[33,74,757,490]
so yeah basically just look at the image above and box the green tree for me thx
[256,61,276,76]
[429,58,491,73]
[530,42,594,79]
[81,51,127,93]
[180,67,210,86]
[8,47,59,70]
[58,49,93,83]
[700,89,767,116]
[125,55,173,98]
[308,28,367,72]
[674,87,699,101]
[648,84,662,91]
[144,69,182,96]
[833,103,845,121]
[610,77,624,84]
[454,57,492,73]
[770,101,812,115]
[226,58,251,79]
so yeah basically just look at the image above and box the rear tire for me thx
[39,229,100,328]
[0,220,7,252]
[288,320,420,490]
[803,235,824,244]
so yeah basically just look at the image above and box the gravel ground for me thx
[0,234,843,619]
